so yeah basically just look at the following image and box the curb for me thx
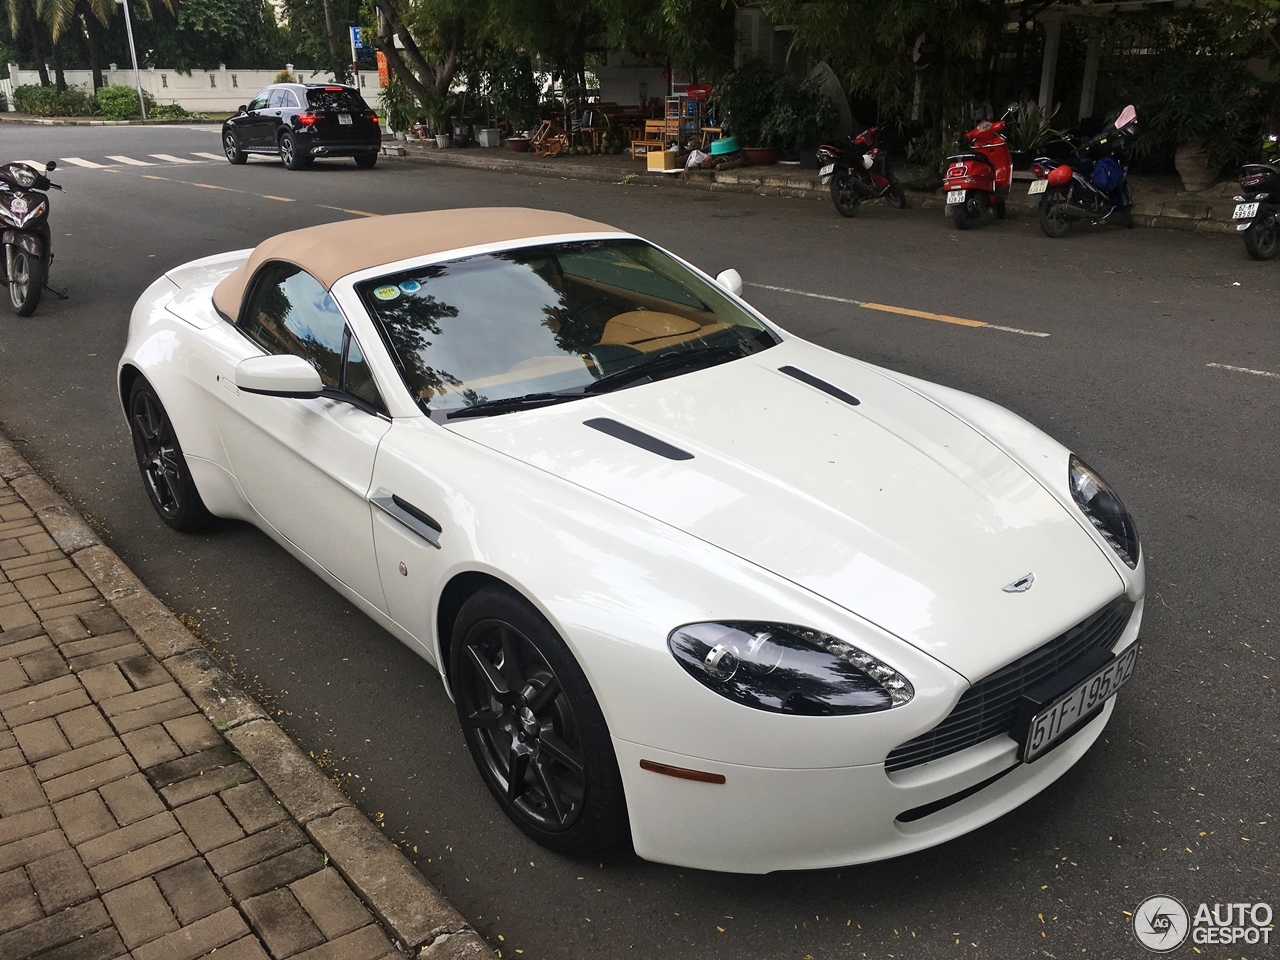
[0,113,220,126]
[0,428,491,960]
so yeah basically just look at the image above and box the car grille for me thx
[885,596,1134,773]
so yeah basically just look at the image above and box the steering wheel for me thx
[563,297,613,326]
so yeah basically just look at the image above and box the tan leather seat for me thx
[600,311,732,352]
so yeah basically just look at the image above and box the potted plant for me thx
[1006,103,1067,169]
[710,59,780,165]
[419,96,451,148]
[378,76,418,140]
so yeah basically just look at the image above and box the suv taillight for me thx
[297,112,320,126]
[365,112,379,124]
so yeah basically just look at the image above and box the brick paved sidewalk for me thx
[0,459,487,959]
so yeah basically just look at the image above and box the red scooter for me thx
[943,112,1013,230]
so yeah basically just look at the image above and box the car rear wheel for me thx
[223,130,247,165]
[128,378,216,531]
[354,153,378,169]
[279,132,311,170]
[450,585,628,855]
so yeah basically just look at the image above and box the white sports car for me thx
[119,208,1144,873]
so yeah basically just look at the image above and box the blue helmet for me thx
[1092,156,1124,191]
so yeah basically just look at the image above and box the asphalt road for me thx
[1,123,1276,960]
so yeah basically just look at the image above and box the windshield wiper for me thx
[444,390,582,420]
[581,343,748,395]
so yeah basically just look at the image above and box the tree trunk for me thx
[321,0,348,83]
[50,31,67,91]
[24,2,52,87]
[83,7,106,90]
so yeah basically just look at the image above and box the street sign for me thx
[349,26,375,65]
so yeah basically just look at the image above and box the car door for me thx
[265,88,291,147]
[212,262,392,611]
[237,89,272,148]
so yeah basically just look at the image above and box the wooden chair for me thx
[531,120,568,157]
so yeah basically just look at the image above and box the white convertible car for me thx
[119,208,1144,873]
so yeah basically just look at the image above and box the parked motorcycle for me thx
[1,160,61,316]
[817,127,906,218]
[943,113,1013,230]
[1029,105,1137,238]
[1233,135,1280,260]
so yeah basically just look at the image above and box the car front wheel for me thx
[128,378,216,531]
[450,585,628,855]
[223,130,247,165]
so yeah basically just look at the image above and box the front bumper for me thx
[616,693,1117,873]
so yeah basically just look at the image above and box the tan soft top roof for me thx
[211,207,624,321]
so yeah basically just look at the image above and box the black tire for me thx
[1116,206,1134,229]
[7,246,44,316]
[223,129,247,165]
[354,152,378,169]
[952,203,971,230]
[128,378,217,532]
[279,132,311,170]
[450,585,628,855]
[995,200,1007,220]
[1244,215,1280,260]
[1038,190,1072,238]
[830,175,862,218]
[886,182,907,209]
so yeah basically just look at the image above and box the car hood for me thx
[448,339,1124,681]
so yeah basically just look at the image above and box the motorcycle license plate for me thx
[946,189,965,204]
[1234,202,1259,220]
[819,163,835,177]
[338,113,353,125]
[1028,179,1048,195]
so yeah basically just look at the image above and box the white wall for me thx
[3,63,384,113]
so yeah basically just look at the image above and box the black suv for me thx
[222,83,382,170]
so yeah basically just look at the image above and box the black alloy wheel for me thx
[1244,213,1279,260]
[6,246,43,316]
[354,153,378,169]
[223,130,247,165]
[279,132,311,170]
[127,379,216,531]
[1038,190,1072,238]
[450,586,628,854]
[830,174,862,218]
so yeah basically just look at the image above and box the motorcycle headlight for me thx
[12,165,37,188]
[668,621,914,716]
[1069,455,1140,568]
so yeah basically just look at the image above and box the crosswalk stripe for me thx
[149,154,201,164]
[192,152,227,162]
[60,157,108,168]
[107,155,153,166]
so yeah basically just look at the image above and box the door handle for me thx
[369,489,441,548]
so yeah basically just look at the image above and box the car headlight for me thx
[1069,455,1140,568]
[668,621,914,716]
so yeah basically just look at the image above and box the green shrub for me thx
[0,90,7,112]
[150,103,201,120]
[96,84,142,120]
[12,84,96,117]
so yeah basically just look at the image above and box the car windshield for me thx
[356,239,778,420]
[306,88,366,111]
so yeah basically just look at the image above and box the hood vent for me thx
[584,418,693,461]
[779,366,861,407]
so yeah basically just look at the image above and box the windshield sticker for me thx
[374,285,401,301]
[398,279,421,294]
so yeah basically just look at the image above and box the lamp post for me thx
[115,0,147,120]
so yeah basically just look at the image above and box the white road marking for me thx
[17,162,46,171]
[59,157,108,168]
[745,282,1050,338]
[1206,362,1280,380]
[107,155,154,165]
[149,154,203,164]
[192,152,228,162]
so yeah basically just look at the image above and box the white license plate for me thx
[946,189,965,204]
[338,113,353,125]
[819,163,835,177]
[1235,202,1259,220]
[1028,179,1048,195]
[1023,645,1138,762]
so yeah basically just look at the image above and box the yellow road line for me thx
[859,302,987,328]
[193,183,225,190]
[260,195,295,202]
[342,209,380,217]
[141,175,166,181]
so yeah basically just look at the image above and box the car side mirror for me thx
[234,355,323,398]
[715,268,743,298]
[45,160,56,171]
[238,104,248,115]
